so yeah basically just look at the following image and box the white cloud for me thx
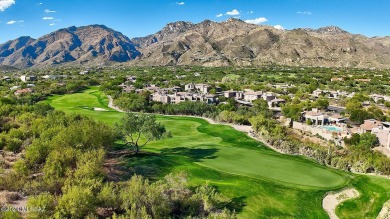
[0,0,15,12]
[42,16,54,20]
[226,9,240,16]
[297,11,312,15]
[248,11,254,14]
[49,23,55,26]
[244,17,268,25]
[274,25,285,30]
[44,9,56,13]
[6,19,24,24]
[177,2,185,5]
[216,13,223,18]
[36,2,42,5]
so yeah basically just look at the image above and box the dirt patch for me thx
[0,191,28,216]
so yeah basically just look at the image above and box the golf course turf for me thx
[46,87,390,218]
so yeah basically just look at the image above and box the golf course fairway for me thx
[45,87,390,218]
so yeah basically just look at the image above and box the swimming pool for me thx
[321,126,343,132]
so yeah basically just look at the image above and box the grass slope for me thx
[46,87,390,218]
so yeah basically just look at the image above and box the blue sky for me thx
[0,0,389,43]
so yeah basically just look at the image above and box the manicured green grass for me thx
[46,87,390,218]
[46,90,122,126]
[146,116,347,190]
[336,175,390,218]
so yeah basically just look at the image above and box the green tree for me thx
[346,100,362,113]
[26,192,56,219]
[98,182,121,210]
[359,133,379,149]
[115,113,170,154]
[344,133,360,146]
[252,99,273,117]
[282,104,303,121]
[1,210,23,219]
[349,109,372,124]
[367,106,385,121]
[55,185,96,218]
[315,98,329,110]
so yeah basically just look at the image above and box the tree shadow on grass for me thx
[160,147,219,161]
[122,147,219,181]
[108,145,247,214]
[111,141,127,151]
[218,196,247,214]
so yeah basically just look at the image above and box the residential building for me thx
[303,110,327,125]
[369,94,390,103]
[312,89,324,97]
[263,92,277,102]
[302,109,346,126]
[126,76,137,83]
[185,83,196,91]
[10,86,21,90]
[42,75,67,80]
[372,126,390,149]
[268,98,286,108]
[271,83,294,90]
[328,114,346,125]
[195,84,211,94]
[244,91,263,102]
[236,91,244,100]
[171,86,182,92]
[205,95,218,104]
[360,119,382,133]
[15,88,34,95]
[20,75,37,82]
[223,90,237,98]
[145,85,160,93]
[79,70,89,75]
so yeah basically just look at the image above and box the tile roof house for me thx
[360,119,383,133]
[14,88,34,95]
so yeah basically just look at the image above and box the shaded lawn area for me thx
[46,87,390,218]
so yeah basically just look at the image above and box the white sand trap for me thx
[377,199,390,219]
[93,107,108,111]
[323,188,359,219]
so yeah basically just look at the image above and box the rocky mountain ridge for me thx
[0,25,139,68]
[1,19,390,68]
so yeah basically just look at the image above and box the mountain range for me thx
[1,18,390,69]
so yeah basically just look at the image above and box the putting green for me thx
[197,145,345,189]
[46,87,348,189]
